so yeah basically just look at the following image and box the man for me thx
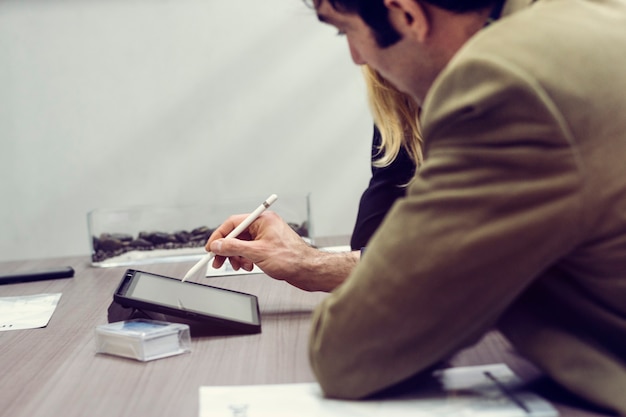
[207,0,626,413]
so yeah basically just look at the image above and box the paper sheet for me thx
[0,293,62,331]
[204,259,264,277]
[199,364,558,417]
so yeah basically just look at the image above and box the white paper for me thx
[0,293,62,331]
[318,245,352,253]
[199,364,558,417]
[204,259,264,277]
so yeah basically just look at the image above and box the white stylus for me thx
[181,194,278,282]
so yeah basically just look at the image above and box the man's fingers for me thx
[212,253,227,268]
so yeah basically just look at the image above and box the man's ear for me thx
[384,0,430,41]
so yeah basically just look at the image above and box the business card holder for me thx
[95,319,191,362]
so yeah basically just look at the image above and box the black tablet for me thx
[113,269,261,334]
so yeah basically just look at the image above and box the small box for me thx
[95,319,191,362]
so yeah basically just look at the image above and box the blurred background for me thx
[0,0,373,262]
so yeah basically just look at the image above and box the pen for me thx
[181,194,278,282]
[483,371,530,414]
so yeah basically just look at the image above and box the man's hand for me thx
[206,211,359,292]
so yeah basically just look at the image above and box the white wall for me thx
[0,0,373,262]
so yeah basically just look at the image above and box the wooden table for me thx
[0,250,616,417]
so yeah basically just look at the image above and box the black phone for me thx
[113,269,261,334]
[0,266,74,285]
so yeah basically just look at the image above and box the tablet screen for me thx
[125,271,256,324]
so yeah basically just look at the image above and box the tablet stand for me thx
[106,299,246,337]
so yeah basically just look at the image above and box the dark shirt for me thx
[351,126,416,250]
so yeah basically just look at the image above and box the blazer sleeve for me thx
[309,55,584,399]
[350,126,416,250]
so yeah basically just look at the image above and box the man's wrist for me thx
[303,249,359,292]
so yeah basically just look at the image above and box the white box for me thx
[95,319,191,362]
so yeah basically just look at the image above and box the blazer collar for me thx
[501,0,536,18]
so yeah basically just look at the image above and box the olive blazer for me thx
[309,0,626,414]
